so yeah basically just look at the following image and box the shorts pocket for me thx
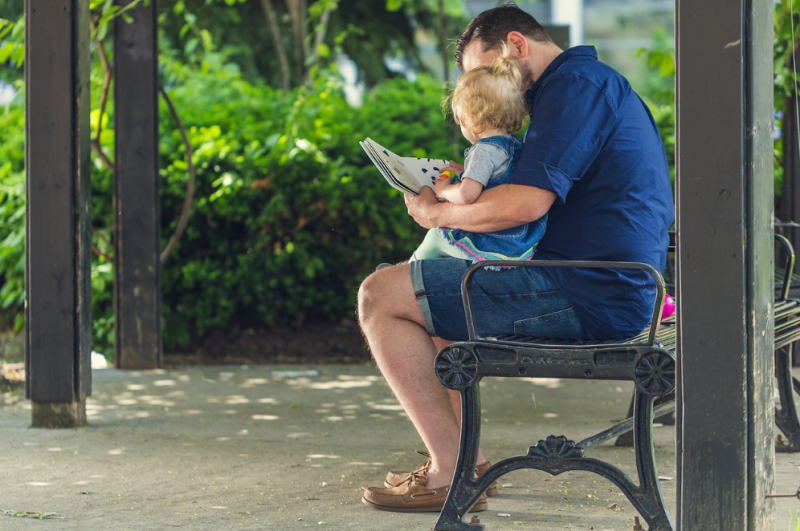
[514,307,586,339]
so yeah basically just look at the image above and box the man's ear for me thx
[506,31,529,58]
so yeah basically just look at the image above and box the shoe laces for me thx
[402,452,432,487]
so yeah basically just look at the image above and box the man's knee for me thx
[357,264,416,328]
[357,272,383,327]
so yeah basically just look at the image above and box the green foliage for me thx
[158,0,465,89]
[0,28,459,353]
[91,0,151,41]
[0,0,466,355]
[774,0,798,114]
[108,49,455,350]
[0,16,24,71]
[634,43,675,183]
[773,0,800,205]
[0,104,24,332]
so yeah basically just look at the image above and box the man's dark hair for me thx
[455,2,553,71]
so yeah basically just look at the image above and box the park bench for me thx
[613,231,800,450]
[431,234,800,531]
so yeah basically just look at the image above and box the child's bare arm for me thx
[435,177,484,205]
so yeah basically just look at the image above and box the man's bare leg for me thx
[359,264,483,489]
[432,336,488,467]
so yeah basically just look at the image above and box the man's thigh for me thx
[409,258,588,341]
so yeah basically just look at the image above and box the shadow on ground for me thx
[0,365,798,530]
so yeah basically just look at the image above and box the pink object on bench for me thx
[662,293,676,319]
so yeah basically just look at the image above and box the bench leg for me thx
[775,345,800,452]
[628,390,673,531]
[434,383,487,531]
[434,382,674,531]
[615,391,675,447]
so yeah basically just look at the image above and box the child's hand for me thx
[434,178,453,198]
[440,160,464,174]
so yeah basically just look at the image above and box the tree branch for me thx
[259,0,291,90]
[95,37,113,146]
[313,9,330,52]
[90,17,115,170]
[91,142,115,173]
[92,244,113,262]
[91,227,113,262]
[159,84,196,266]
[306,8,331,86]
[287,209,325,236]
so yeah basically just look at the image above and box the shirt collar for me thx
[524,45,598,109]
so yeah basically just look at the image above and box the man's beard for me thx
[518,61,535,90]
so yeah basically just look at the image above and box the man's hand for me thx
[404,187,440,229]
[411,184,557,233]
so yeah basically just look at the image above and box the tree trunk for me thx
[285,0,308,84]
[437,0,449,82]
[259,0,291,90]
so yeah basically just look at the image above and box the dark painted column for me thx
[675,0,775,529]
[113,0,162,369]
[779,72,800,366]
[780,96,800,242]
[25,0,92,427]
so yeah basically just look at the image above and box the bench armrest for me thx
[460,260,666,345]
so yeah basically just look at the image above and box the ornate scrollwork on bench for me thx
[634,352,676,396]
[435,347,478,391]
[527,435,584,463]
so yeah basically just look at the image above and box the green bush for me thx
[0,49,464,353]
[152,55,461,349]
[0,105,25,331]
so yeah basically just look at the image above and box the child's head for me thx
[449,43,527,140]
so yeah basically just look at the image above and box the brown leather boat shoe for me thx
[384,451,432,487]
[384,451,499,497]
[364,468,488,513]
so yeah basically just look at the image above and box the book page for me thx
[394,155,450,191]
[362,138,449,194]
[360,141,416,194]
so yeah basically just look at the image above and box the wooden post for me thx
[675,0,775,528]
[25,0,92,428]
[113,0,162,369]
[779,63,800,366]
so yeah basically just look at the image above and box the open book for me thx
[360,137,450,195]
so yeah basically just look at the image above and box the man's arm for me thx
[405,183,555,232]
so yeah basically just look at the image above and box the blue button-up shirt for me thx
[510,46,674,339]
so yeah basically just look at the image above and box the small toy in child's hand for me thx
[438,170,456,181]
[661,293,676,319]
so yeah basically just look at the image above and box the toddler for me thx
[410,45,547,262]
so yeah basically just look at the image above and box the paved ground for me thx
[0,365,798,530]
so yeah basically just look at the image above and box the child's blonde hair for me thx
[449,43,527,136]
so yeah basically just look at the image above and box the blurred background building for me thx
[425,0,675,93]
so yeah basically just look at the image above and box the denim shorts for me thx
[410,258,589,342]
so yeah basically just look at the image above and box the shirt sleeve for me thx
[461,143,505,187]
[510,73,620,205]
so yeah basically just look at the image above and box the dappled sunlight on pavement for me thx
[0,365,797,530]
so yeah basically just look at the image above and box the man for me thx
[358,2,674,513]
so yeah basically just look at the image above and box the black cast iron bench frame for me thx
[431,235,800,531]
[614,233,800,451]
